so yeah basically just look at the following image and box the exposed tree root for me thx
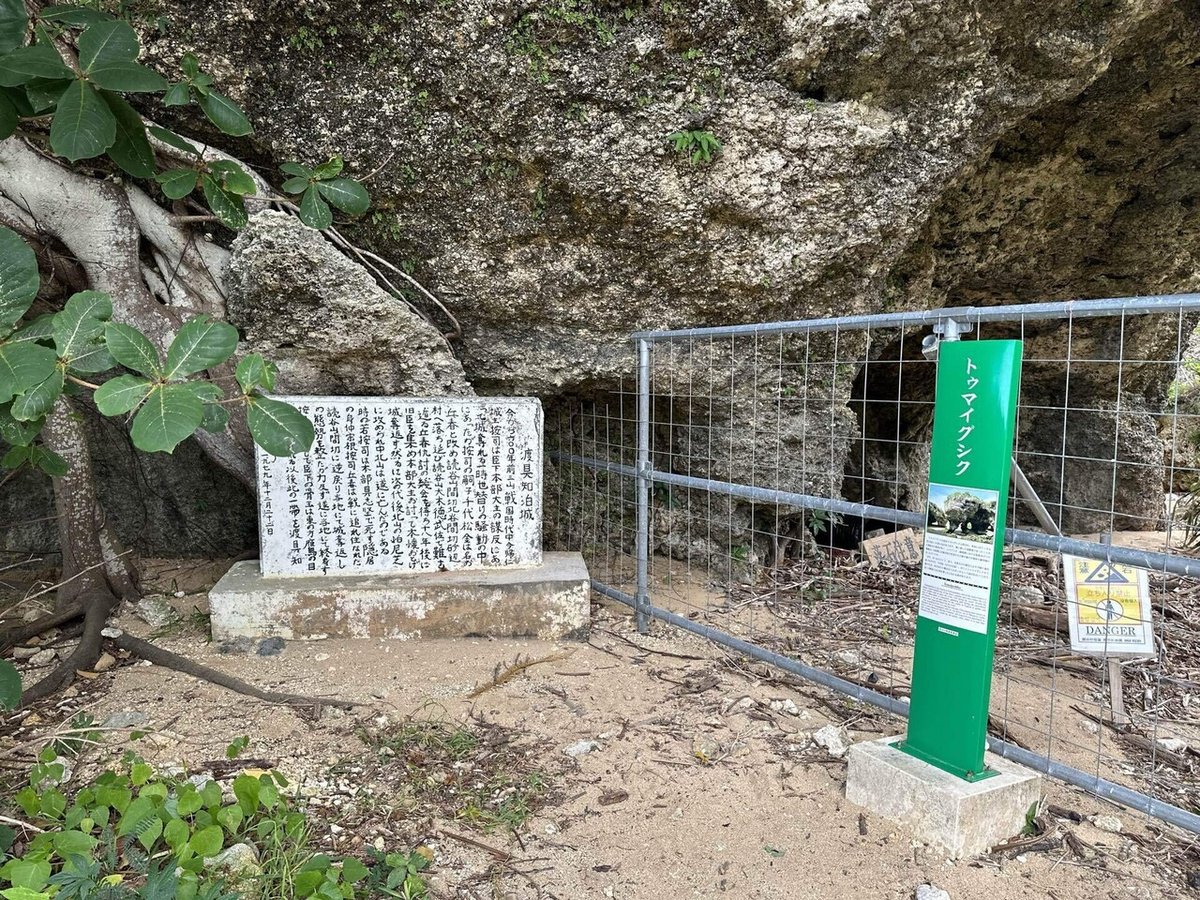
[0,603,85,655]
[112,632,360,714]
[19,593,115,705]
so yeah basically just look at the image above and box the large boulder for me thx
[226,211,472,398]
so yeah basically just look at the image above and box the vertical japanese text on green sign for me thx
[902,339,1023,781]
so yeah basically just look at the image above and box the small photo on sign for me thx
[1062,555,1155,657]
[925,484,999,545]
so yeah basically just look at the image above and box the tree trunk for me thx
[16,397,140,703]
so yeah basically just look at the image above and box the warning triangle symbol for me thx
[1083,563,1129,584]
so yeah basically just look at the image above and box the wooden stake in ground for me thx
[1107,657,1128,727]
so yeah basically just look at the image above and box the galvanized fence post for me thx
[635,337,652,634]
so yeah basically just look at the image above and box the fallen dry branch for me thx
[467,649,575,698]
[438,827,514,862]
[112,633,360,714]
[1069,704,1192,772]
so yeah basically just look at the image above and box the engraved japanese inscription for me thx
[257,397,542,576]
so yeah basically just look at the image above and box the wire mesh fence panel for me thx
[550,296,1200,835]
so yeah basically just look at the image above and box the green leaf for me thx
[10,314,54,345]
[298,185,332,230]
[1,886,52,900]
[281,176,309,195]
[67,342,114,374]
[235,354,276,393]
[0,341,57,404]
[0,658,18,709]
[187,824,223,858]
[1,84,32,117]
[247,395,314,457]
[0,44,72,86]
[156,167,198,199]
[312,155,344,179]
[50,79,117,162]
[137,815,163,851]
[0,0,26,54]
[165,315,237,379]
[10,366,64,421]
[0,404,41,444]
[53,830,97,858]
[100,91,155,178]
[214,802,241,834]
[164,817,189,852]
[78,20,139,71]
[279,161,313,178]
[147,125,200,156]
[130,383,204,452]
[24,77,68,113]
[53,290,111,360]
[199,780,221,809]
[0,91,16,141]
[0,443,26,467]
[231,774,260,816]
[209,159,256,196]
[162,81,190,106]
[28,445,67,476]
[196,89,251,136]
[105,322,161,375]
[316,178,370,216]
[3,858,50,890]
[201,174,248,230]
[200,400,229,430]
[94,374,152,415]
[340,858,368,883]
[88,61,167,93]
[41,6,114,27]
[180,53,199,78]
[0,225,40,329]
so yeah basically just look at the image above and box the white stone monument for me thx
[209,397,589,641]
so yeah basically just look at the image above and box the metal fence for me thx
[549,294,1200,836]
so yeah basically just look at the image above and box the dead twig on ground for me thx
[438,827,514,862]
[468,649,575,698]
[594,627,705,660]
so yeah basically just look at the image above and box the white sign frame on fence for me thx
[1062,554,1155,657]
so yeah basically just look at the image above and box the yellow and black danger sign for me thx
[1062,555,1154,657]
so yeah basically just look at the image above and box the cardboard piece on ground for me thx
[860,528,923,567]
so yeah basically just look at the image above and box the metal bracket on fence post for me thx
[921,317,974,359]
[635,338,652,634]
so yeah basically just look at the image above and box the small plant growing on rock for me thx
[666,128,722,165]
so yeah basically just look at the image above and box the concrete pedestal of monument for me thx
[845,736,1042,859]
[209,552,590,641]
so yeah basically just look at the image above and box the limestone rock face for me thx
[139,0,1197,395]
[7,0,1200,558]
[226,211,472,399]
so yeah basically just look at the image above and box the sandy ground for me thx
[4,554,1198,900]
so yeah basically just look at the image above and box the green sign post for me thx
[901,338,1023,781]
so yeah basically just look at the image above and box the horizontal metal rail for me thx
[592,579,1200,835]
[632,292,1200,342]
[552,451,1200,578]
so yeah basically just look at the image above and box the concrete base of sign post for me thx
[208,552,590,641]
[846,735,1042,859]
